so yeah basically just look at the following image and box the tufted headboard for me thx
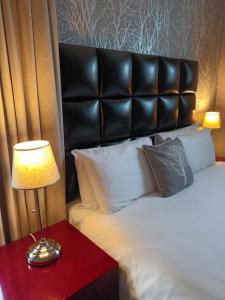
[59,43,198,202]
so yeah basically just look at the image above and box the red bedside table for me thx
[216,156,225,162]
[0,220,119,300]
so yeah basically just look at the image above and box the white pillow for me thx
[155,124,197,144]
[74,137,156,214]
[178,128,215,173]
[72,150,99,209]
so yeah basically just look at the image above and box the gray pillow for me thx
[143,138,194,197]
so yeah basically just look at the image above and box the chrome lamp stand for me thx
[26,189,61,267]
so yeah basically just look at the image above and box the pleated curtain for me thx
[0,0,66,244]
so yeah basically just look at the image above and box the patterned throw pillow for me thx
[143,138,194,197]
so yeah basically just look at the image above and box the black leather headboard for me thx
[59,43,198,202]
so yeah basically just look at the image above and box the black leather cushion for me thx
[132,97,157,136]
[60,44,98,99]
[157,96,179,131]
[180,60,198,93]
[158,57,180,94]
[59,43,198,201]
[63,100,101,150]
[132,54,158,96]
[101,98,132,141]
[98,49,132,97]
[178,94,196,126]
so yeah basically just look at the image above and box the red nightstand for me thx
[0,220,119,300]
[216,156,225,162]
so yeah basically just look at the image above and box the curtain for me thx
[0,209,5,245]
[0,0,66,244]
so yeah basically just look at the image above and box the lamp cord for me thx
[28,233,37,242]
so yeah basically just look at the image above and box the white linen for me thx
[68,200,100,230]
[69,162,225,300]
[156,124,197,141]
[73,137,156,214]
[179,128,215,173]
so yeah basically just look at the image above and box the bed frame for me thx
[59,43,198,202]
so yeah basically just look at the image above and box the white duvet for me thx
[69,163,225,300]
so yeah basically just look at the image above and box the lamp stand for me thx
[26,189,61,267]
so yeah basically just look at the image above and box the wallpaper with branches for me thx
[56,0,225,118]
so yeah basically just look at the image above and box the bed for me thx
[67,162,225,300]
[59,44,225,299]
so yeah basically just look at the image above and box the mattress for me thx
[68,162,225,300]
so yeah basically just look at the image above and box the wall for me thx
[56,0,225,122]
[214,25,225,156]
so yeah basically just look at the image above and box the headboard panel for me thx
[59,43,198,201]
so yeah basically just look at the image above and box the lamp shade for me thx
[203,112,221,129]
[12,140,60,189]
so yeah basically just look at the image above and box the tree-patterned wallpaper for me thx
[56,0,225,120]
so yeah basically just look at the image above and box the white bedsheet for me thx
[69,162,225,300]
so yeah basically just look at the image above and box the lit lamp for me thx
[11,140,61,266]
[203,111,221,129]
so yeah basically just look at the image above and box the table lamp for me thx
[203,112,221,129]
[11,140,61,267]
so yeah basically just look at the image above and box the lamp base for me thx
[26,238,61,267]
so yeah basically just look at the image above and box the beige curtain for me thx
[0,210,5,245]
[0,0,66,244]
